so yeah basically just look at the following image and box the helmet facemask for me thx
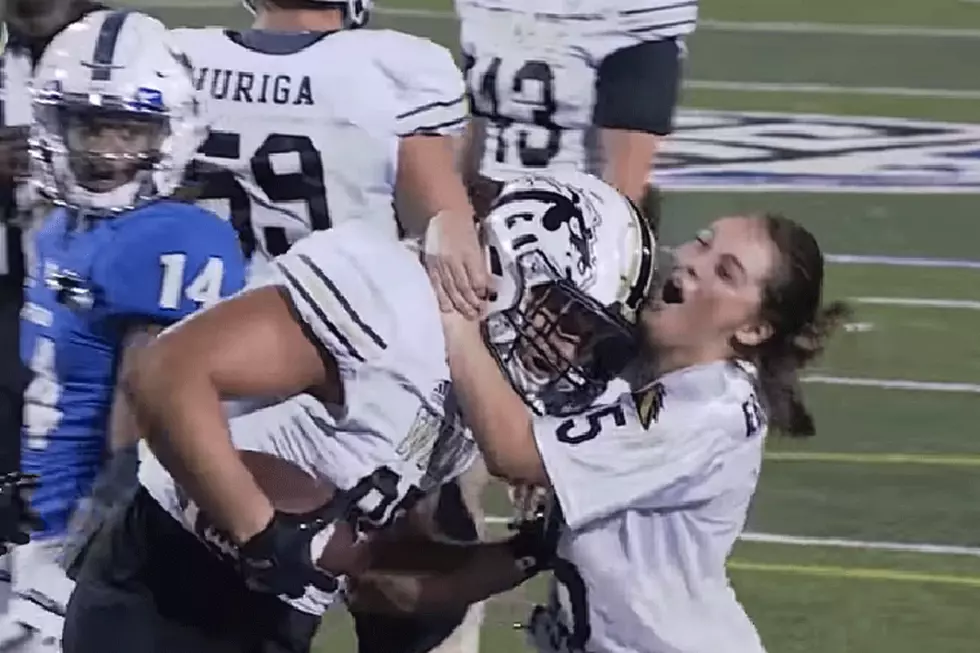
[61,106,165,193]
[32,89,178,214]
[483,250,638,417]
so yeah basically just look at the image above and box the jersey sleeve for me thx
[270,221,399,371]
[592,39,684,136]
[99,203,247,324]
[532,388,765,530]
[376,32,467,137]
[269,220,445,381]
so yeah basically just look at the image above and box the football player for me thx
[393,214,848,653]
[0,0,108,623]
[175,0,487,319]
[423,6,697,649]
[60,172,657,653]
[7,10,247,652]
[457,0,695,227]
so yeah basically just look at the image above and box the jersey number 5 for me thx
[555,404,626,445]
[196,131,331,258]
[158,254,225,309]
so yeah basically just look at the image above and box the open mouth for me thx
[661,277,684,305]
[644,275,685,311]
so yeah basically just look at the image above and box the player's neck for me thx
[252,9,344,32]
[648,344,732,379]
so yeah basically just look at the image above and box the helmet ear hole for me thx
[487,244,504,277]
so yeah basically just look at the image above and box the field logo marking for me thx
[657,110,980,193]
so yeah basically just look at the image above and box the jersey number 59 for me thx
[195,131,331,259]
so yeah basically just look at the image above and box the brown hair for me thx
[749,213,849,437]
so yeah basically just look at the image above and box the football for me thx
[239,450,373,576]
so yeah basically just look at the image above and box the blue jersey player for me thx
[5,10,246,651]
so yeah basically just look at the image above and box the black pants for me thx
[351,481,477,653]
[0,291,26,473]
[63,488,320,653]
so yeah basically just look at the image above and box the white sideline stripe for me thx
[484,517,980,556]
[685,80,980,100]
[372,7,980,39]
[802,375,980,393]
[826,254,980,270]
[852,296,980,310]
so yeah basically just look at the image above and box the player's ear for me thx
[732,319,773,349]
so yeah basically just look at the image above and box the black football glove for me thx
[505,497,562,578]
[0,472,43,553]
[237,505,348,600]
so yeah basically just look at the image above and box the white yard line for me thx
[802,375,980,393]
[696,19,980,39]
[372,7,980,39]
[851,297,980,310]
[684,80,980,100]
[826,254,980,270]
[484,516,980,556]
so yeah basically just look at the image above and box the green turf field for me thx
[124,1,980,650]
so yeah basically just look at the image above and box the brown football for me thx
[239,450,373,576]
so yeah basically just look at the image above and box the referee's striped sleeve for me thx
[389,38,468,137]
[274,234,389,367]
[618,0,699,40]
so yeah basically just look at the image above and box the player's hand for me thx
[238,505,346,599]
[505,507,560,578]
[0,472,43,553]
[508,484,550,526]
[0,126,31,183]
[424,210,488,320]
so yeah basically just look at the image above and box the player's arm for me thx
[350,544,529,614]
[108,326,164,451]
[126,285,337,542]
[118,209,329,543]
[391,36,471,236]
[349,507,550,614]
[440,311,546,486]
[387,35,487,318]
[593,39,683,215]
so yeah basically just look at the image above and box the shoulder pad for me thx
[365,30,466,137]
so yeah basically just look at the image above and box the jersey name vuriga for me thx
[172,28,466,270]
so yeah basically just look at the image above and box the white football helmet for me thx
[241,0,372,28]
[30,10,205,214]
[482,172,658,416]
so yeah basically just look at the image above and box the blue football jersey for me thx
[20,200,246,539]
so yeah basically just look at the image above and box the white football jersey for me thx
[457,0,696,181]
[527,360,767,653]
[171,27,466,278]
[139,219,477,615]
